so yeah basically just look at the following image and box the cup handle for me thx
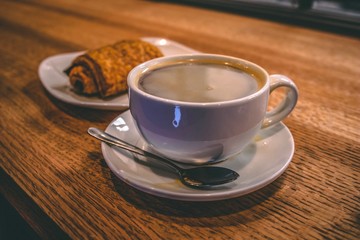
[262,74,298,128]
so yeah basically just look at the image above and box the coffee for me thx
[129,54,298,164]
[139,61,263,102]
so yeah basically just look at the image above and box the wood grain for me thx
[0,0,359,239]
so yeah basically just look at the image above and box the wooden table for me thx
[1,0,359,239]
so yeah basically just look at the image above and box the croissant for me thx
[65,39,163,98]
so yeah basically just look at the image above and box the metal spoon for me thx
[88,127,239,188]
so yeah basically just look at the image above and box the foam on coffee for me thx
[138,60,263,103]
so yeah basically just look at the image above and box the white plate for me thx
[102,111,295,201]
[38,37,199,110]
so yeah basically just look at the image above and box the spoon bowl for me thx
[88,127,239,189]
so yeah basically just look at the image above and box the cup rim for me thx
[127,53,270,107]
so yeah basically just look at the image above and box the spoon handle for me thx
[87,127,180,172]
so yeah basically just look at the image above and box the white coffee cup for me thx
[128,54,298,165]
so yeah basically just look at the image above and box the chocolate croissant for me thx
[65,39,163,98]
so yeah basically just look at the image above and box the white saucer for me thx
[38,37,199,110]
[102,111,295,201]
